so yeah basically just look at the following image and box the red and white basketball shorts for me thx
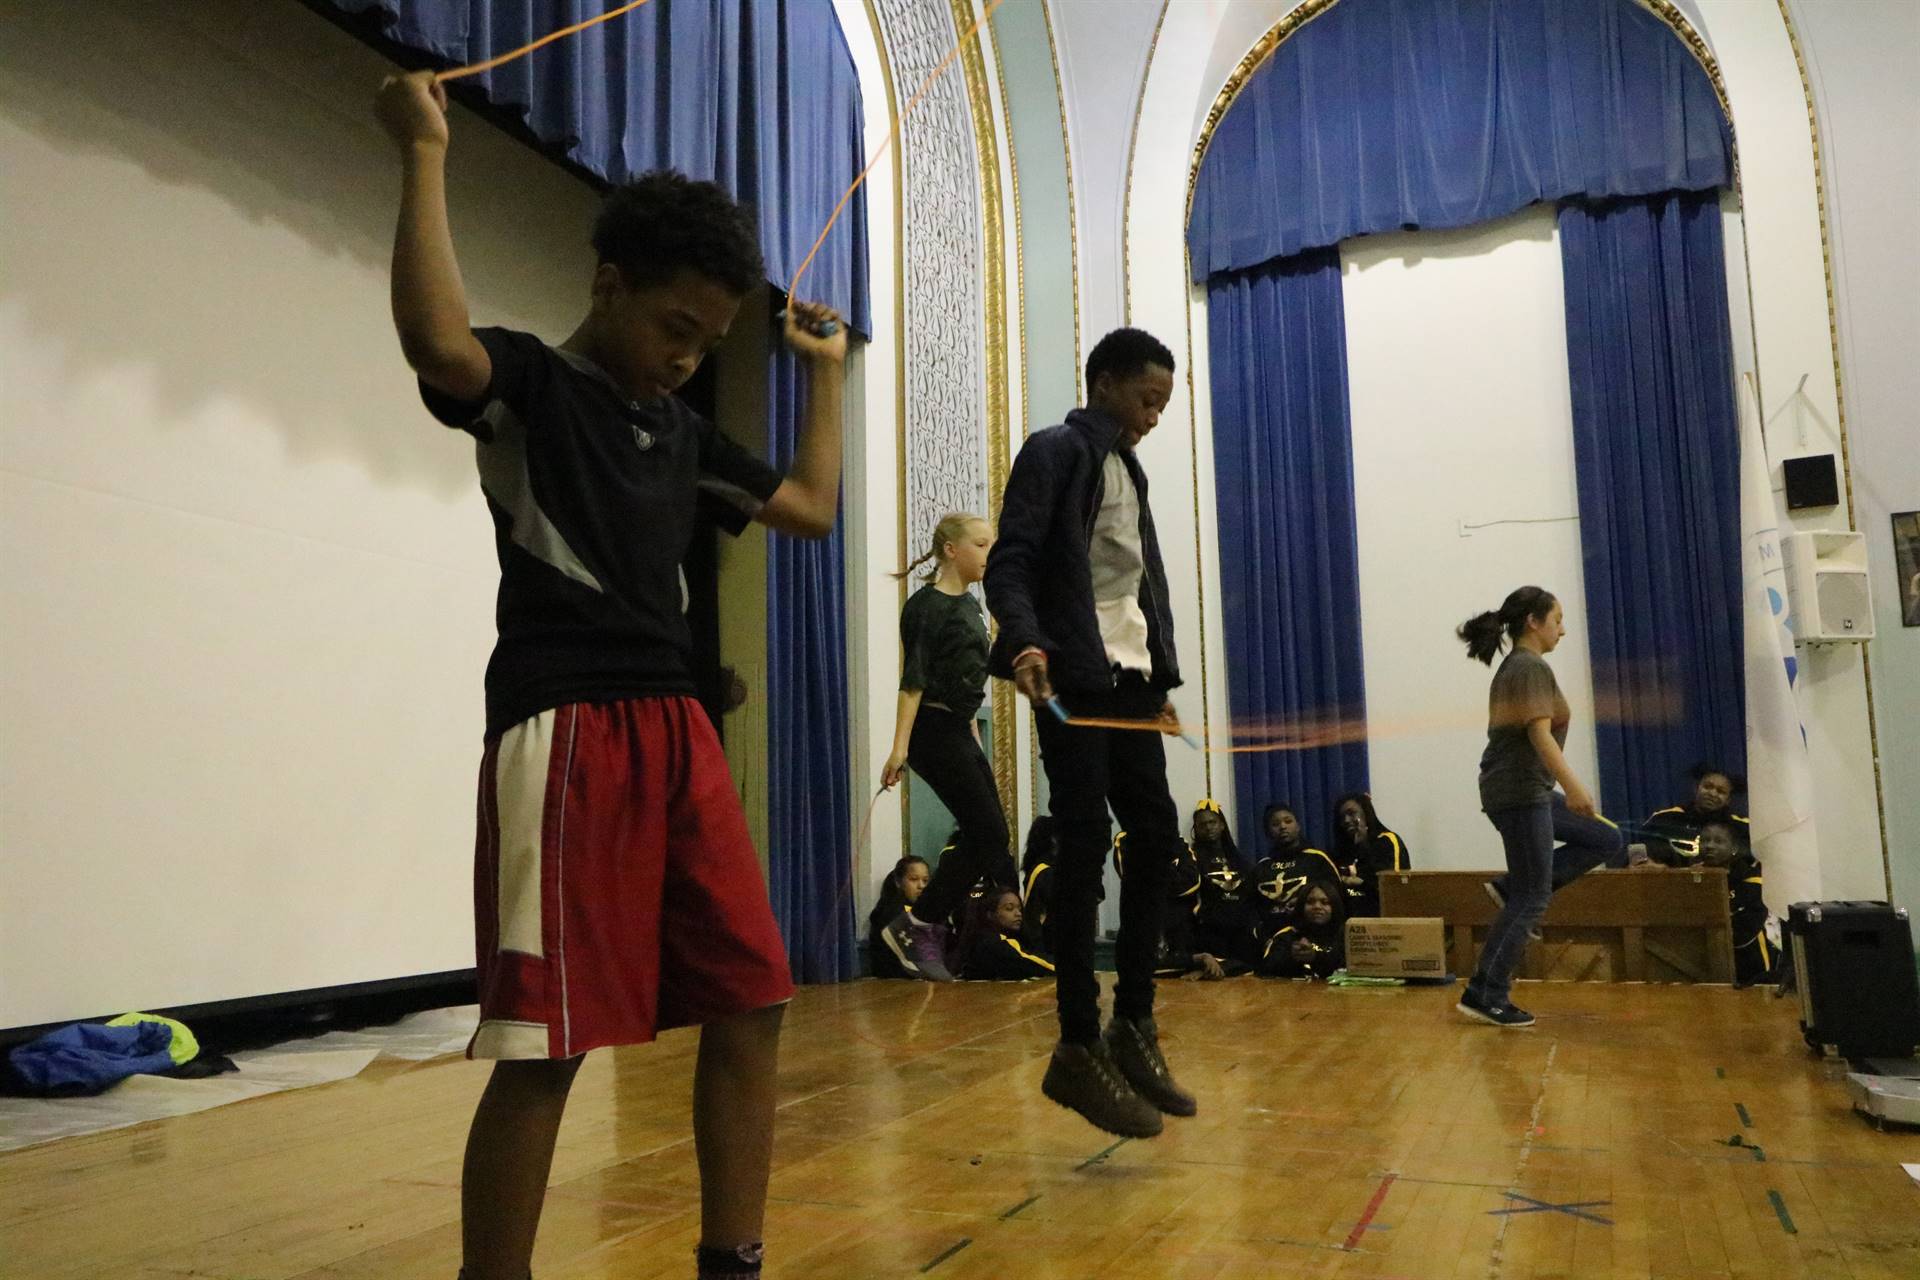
[467,697,794,1060]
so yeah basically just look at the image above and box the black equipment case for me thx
[1787,901,1920,1060]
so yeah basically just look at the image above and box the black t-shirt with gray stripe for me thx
[422,327,783,738]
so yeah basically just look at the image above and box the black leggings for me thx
[907,706,1012,927]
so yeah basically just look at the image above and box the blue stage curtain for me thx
[1559,192,1746,821]
[1206,249,1371,850]
[318,0,870,334]
[765,339,855,982]
[1188,0,1730,281]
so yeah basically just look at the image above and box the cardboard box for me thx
[1344,917,1448,979]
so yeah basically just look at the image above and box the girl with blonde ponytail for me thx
[874,513,1008,982]
[891,512,983,584]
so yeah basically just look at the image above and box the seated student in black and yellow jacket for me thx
[924,822,1020,959]
[868,855,932,979]
[1257,882,1346,980]
[1643,764,1749,866]
[1696,820,1776,986]
[1332,792,1411,917]
[1189,800,1262,966]
[1124,830,1240,981]
[958,886,1055,980]
[1255,802,1345,931]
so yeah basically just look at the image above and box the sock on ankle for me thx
[696,1241,764,1279]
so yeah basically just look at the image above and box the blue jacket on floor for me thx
[9,1020,180,1096]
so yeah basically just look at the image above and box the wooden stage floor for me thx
[4,979,1918,1279]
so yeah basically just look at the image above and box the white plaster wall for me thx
[1784,0,1920,916]
[1342,207,1601,867]
[832,0,905,921]
[1048,0,1168,347]
[0,1,596,1027]
[1697,0,1887,900]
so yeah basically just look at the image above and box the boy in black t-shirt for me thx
[375,71,846,1280]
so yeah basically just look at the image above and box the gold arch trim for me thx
[1163,0,1744,805]
[1041,0,1081,403]
[1181,247,1213,794]
[1029,0,1081,822]
[984,5,1040,835]
[1160,0,1885,877]
[950,0,1019,840]
[987,10,1026,475]
[1122,0,1173,324]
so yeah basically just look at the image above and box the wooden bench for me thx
[1378,868,1735,983]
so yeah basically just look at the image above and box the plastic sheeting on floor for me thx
[0,1004,478,1153]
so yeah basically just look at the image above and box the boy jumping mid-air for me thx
[984,327,1196,1139]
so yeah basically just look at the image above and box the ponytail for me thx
[1457,586,1557,665]
[889,546,939,583]
[1457,611,1507,665]
[892,512,986,583]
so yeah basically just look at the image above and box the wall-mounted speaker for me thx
[1782,453,1840,510]
[1782,531,1875,643]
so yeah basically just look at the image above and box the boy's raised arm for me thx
[376,70,491,403]
[757,302,849,539]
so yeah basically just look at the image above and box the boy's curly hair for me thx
[592,171,765,296]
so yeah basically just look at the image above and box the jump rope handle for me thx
[1046,695,1197,749]
[779,309,840,339]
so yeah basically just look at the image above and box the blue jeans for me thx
[1468,793,1624,1007]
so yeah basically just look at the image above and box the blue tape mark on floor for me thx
[1768,1189,1798,1235]
[1487,1193,1614,1226]
[1736,1102,1754,1128]
[921,1238,973,1272]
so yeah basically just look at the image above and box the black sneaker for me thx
[1456,991,1536,1028]
[1041,1040,1164,1138]
[879,910,954,982]
[1104,1015,1197,1117]
[878,910,925,977]
[907,924,955,982]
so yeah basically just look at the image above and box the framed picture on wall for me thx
[1895,512,1920,628]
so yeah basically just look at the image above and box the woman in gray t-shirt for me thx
[1453,586,1622,1028]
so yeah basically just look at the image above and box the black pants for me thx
[907,706,1012,928]
[1035,675,1180,1045]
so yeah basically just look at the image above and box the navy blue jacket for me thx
[984,408,1182,694]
